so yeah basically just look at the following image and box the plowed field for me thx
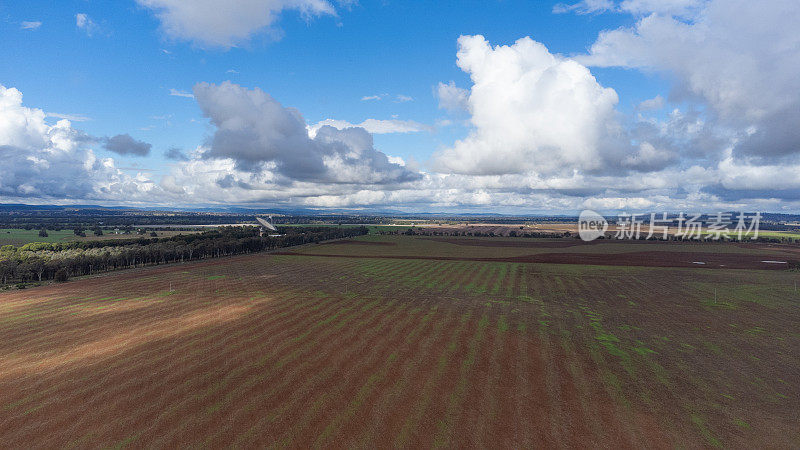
[1,236,798,447]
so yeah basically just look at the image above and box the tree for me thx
[29,258,46,282]
[0,225,367,285]
[0,260,16,285]
[14,261,34,282]
[93,227,103,236]
[39,228,49,237]
[54,267,69,282]
[150,231,158,237]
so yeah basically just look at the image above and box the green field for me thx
[0,228,200,247]
[280,223,412,234]
[290,233,784,257]
[0,228,81,246]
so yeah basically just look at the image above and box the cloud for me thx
[0,84,157,201]
[193,81,420,184]
[627,108,728,164]
[360,93,415,103]
[156,150,800,212]
[621,142,677,172]
[404,4,800,212]
[361,94,386,101]
[164,147,189,161]
[7,8,800,214]
[618,0,703,17]
[20,21,42,30]
[136,0,336,48]
[103,134,152,156]
[432,35,622,176]
[0,85,735,212]
[552,0,614,14]
[160,175,186,195]
[169,88,194,98]
[46,112,91,122]
[716,156,800,192]
[308,118,430,137]
[76,13,98,36]
[436,118,453,127]
[578,0,800,162]
[436,81,469,113]
[553,0,701,16]
[582,196,654,210]
[637,95,664,111]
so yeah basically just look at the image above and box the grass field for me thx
[0,235,798,447]
[0,228,201,246]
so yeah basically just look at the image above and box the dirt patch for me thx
[0,304,251,379]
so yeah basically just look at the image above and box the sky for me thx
[1,0,799,214]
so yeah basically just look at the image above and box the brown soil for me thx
[277,250,798,270]
[429,237,594,248]
[508,250,799,269]
[326,239,397,246]
[1,240,797,448]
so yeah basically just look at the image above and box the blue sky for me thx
[2,1,644,169]
[1,0,798,213]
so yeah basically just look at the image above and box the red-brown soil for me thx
[326,239,397,246]
[508,250,798,269]
[276,249,798,270]
[1,237,798,447]
[429,237,594,248]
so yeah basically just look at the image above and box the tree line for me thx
[0,226,367,287]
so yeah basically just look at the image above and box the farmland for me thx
[0,228,201,247]
[1,235,798,447]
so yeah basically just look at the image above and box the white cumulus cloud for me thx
[307,118,430,137]
[579,0,800,161]
[193,81,421,184]
[136,0,337,48]
[436,81,469,113]
[432,35,622,176]
[0,84,157,202]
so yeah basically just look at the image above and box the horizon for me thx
[3,202,800,223]
[2,1,799,214]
